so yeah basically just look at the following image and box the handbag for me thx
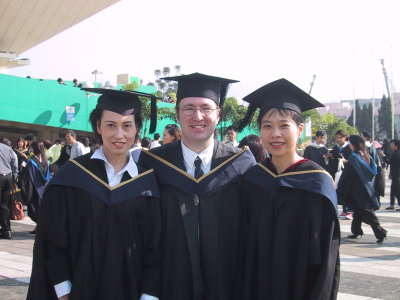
[9,186,25,221]
[334,159,344,188]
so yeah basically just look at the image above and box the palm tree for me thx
[154,69,161,79]
[174,65,181,75]
[162,67,171,77]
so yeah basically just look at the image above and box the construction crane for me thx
[309,74,316,95]
[380,59,394,138]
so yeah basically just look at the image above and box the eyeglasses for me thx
[180,107,218,116]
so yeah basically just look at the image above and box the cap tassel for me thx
[149,96,157,134]
[236,104,257,132]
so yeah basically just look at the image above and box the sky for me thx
[7,0,400,103]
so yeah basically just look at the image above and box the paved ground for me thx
[1,177,399,299]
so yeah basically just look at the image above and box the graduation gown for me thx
[303,145,329,171]
[242,159,340,300]
[139,140,256,300]
[27,154,161,300]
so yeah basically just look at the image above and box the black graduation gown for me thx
[242,159,340,300]
[27,154,161,300]
[303,145,329,171]
[139,141,256,300]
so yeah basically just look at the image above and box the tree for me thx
[162,67,170,77]
[378,95,393,138]
[174,65,181,74]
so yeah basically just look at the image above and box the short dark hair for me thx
[154,133,160,140]
[257,108,303,129]
[335,129,347,137]
[315,131,324,137]
[390,139,400,148]
[89,108,142,145]
[361,131,371,140]
[238,135,266,163]
[141,137,152,149]
[81,137,90,147]
[226,125,237,133]
[65,130,76,138]
[0,138,11,147]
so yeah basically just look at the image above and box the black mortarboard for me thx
[82,88,160,133]
[161,72,239,108]
[237,78,324,131]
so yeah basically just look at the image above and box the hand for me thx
[59,295,70,300]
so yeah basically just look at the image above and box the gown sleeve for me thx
[137,195,162,297]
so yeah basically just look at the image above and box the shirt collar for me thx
[181,140,214,168]
[91,147,138,177]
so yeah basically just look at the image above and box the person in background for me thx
[72,79,82,88]
[362,131,377,163]
[150,133,161,149]
[0,139,18,239]
[25,134,37,157]
[238,134,266,163]
[237,78,340,299]
[27,88,161,300]
[141,137,152,150]
[386,139,400,210]
[224,125,239,147]
[337,135,387,243]
[57,78,67,85]
[80,137,91,155]
[14,137,29,171]
[303,130,330,170]
[162,124,181,144]
[20,141,50,232]
[327,129,353,218]
[65,130,85,159]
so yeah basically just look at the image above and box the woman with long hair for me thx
[337,135,387,243]
[14,137,29,171]
[162,124,182,144]
[20,141,50,229]
[27,89,161,300]
[238,79,340,299]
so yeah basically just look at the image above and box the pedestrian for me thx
[337,135,387,243]
[20,141,50,233]
[139,72,256,300]
[14,137,29,171]
[162,124,181,144]
[27,88,161,300]
[303,130,330,170]
[386,139,400,210]
[238,134,266,163]
[224,125,239,147]
[65,130,86,159]
[237,78,340,299]
[150,133,161,148]
[0,140,18,239]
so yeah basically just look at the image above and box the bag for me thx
[9,187,25,220]
[334,159,344,188]
[374,165,385,197]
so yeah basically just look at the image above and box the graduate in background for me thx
[139,73,256,300]
[303,130,330,170]
[237,78,340,300]
[27,89,161,300]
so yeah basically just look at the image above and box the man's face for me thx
[176,97,220,149]
[390,142,398,152]
[316,135,325,145]
[335,134,346,146]
[65,133,75,145]
[226,130,237,142]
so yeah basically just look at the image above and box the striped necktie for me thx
[194,156,204,179]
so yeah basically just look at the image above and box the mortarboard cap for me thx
[237,78,324,131]
[82,88,160,133]
[161,72,239,108]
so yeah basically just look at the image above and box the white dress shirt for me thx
[181,140,214,177]
[54,148,158,300]
[69,141,86,159]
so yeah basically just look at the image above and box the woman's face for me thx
[17,139,26,148]
[163,129,175,144]
[97,110,137,158]
[260,109,303,160]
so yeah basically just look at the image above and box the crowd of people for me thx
[0,72,397,299]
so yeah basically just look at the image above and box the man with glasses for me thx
[139,73,255,300]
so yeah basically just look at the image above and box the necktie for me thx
[194,156,204,179]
